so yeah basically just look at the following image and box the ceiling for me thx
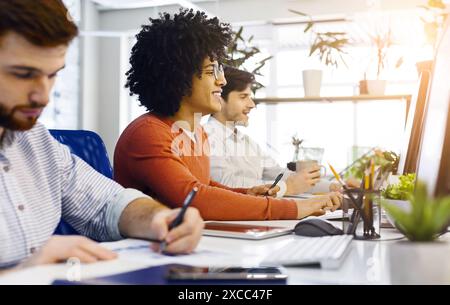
[90,0,217,10]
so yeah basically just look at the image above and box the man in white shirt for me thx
[204,66,342,197]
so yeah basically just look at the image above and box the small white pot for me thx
[388,241,450,284]
[383,199,411,228]
[302,69,322,97]
[366,80,386,95]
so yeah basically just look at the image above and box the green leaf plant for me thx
[383,181,450,242]
[289,9,350,69]
[346,149,399,180]
[223,26,273,93]
[382,173,416,200]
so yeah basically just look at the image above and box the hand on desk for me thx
[285,166,321,195]
[294,192,342,219]
[247,184,280,197]
[21,236,117,267]
[19,208,204,269]
[329,177,361,192]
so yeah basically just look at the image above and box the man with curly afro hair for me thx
[114,9,341,221]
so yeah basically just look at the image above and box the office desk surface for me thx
[1,220,450,285]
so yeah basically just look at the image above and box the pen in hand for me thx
[160,187,199,253]
[264,173,284,196]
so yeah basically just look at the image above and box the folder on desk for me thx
[52,264,287,285]
[53,264,168,285]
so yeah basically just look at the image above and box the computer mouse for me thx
[294,218,344,237]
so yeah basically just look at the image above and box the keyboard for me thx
[261,235,353,269]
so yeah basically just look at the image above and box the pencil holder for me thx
[343,188,381,240]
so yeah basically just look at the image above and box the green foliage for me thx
[346,149,399,180]
[223,26,273,92]
[365,25,404,80]
[309,31,349,69]
[289,9,349,69]
[382,173,416,200]
[419,0,448,47]
[383,181,450,241]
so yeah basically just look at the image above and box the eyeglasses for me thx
[209,64,224,81]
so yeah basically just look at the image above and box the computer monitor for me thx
[397,61,433,175]
[416,19,450,197]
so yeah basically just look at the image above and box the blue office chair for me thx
[49,129,113,235]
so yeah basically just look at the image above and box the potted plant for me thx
[382,173,416,200]
[381,173,416,226]
[223,26,273,93]
[383,181,450,242]
[289,9,349,97]
[291,135,304,162]
[360,27,403,95]
[419,0,448,49]
[345,149,399,180]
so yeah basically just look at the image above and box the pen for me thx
[160,186,199,252]
[328,163,345,187]
[264,173,284,196]
[370,158,375,190]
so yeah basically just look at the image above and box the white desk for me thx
[1,220,450,285]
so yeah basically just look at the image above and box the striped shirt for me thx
[0,123,147,268]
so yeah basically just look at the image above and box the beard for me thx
[234,120,249,127]
[0,102,43,131]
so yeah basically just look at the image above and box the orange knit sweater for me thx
[114,114,298,220]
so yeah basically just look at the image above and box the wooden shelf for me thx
[254,95,411,104]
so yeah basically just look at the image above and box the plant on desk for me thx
[286,135,304,171]
[382,173,416,200]
[383,181,450,242]
[346,149,399,180]
[291,135,304,162]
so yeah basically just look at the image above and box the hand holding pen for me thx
[152,187,202,254]
[246,173,284,197]
[265,173,284,196]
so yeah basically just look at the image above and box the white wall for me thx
[97,36,129,160]
[79,1,130,160]
[82,0,426,159]
[98,0,424,31]
[80,0,100,131]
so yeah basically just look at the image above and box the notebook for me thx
[203,222,293,240]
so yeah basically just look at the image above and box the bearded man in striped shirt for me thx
[0,0,203,274]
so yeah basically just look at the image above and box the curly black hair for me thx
[126,9,233,116]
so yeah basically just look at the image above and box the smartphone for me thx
[166,265,288,282]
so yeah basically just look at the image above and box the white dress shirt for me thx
[204,116,331,197]
[0,123,149,268]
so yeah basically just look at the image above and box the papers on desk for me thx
[101,239,233,267]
